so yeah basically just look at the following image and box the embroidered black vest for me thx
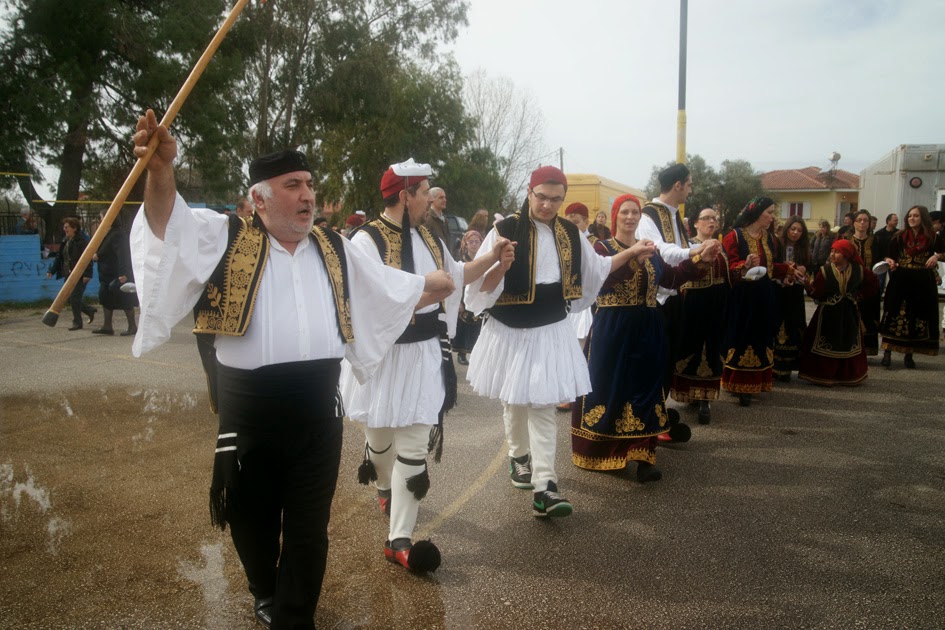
[193,215,352,412]
[488,214,583,328]
[359,215,446,343]
[642,202,688,245]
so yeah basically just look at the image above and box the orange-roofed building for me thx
[762,167,860,230]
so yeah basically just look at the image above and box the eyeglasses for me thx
[532,192,565,205]
[697,215,718,222]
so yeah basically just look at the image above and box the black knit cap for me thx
[249,149,311,186]
[658,163,690,190]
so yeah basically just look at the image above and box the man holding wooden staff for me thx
[129,109,455,629]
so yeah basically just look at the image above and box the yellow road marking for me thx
[415,440,507,539]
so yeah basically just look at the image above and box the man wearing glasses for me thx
[464,166,656,518]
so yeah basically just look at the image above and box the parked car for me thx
[445,214,468,257]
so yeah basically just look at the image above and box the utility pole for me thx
[559,147,564,171]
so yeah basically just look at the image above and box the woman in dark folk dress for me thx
[846,210,882,356]
[671,208,729,424]
[720,198,800,407]
[772,216,810,381]
[879,205,945,368]
[798,239,878,386]
[92,213,138,336]
[571,194,701,483]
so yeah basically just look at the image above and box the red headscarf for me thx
[611,193,642,234]
[831,238,862,265]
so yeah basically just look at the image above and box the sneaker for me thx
[509,454,533,489]
[532,481,572,518]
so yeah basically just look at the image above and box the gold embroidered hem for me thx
[571,449,657,470]
[671,387,720,403]
[798,372,867,387]
[721,381,773,394]
[571,425,669,441]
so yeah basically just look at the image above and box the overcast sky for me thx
[447,0,945,188]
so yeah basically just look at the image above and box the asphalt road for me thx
[1,309,944,629]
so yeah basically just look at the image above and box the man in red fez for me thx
[342,158,515,574]
[464,165,658,519]
[128,111,456,629]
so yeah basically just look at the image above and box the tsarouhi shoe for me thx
[253,597,273,629]
[384,538,441,573]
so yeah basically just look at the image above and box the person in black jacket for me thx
[92,212,138,336]
[46,217,97,330]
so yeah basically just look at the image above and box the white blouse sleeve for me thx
[130,194,229,357]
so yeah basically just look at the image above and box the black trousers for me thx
[216,360,343,630]
[658,293,684,397]
[67,278,95,326]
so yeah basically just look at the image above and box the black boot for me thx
[739,394,751,407]
[456,352,468,366]
[698,401,711,424]
[636,461,662,483]
[880,350,891,368]
[904,353,916,369]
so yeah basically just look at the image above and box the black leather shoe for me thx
[880,351,891,368]
[253,597,273,629]
[92,328,114,335]
[904,354,916,369]
[87,308,97,324]
[636,461,662,483]
[698,401,711,425]
[120,328,137,337]
[457,353,468,366]
[68,324,83,331]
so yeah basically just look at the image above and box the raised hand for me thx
[133,109,177,173]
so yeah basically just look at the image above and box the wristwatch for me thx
[691,252,702,264]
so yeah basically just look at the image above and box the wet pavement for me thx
[2,309,945,628]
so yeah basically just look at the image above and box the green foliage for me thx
[0,0,247,225]
[645,154,763,227]
[433,147,508,218]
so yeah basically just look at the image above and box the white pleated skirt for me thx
[568,308,593,339]
[467,317,590,407]
[340,337,444,428]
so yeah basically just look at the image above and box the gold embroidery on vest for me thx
[554,219,581,300]
[193,220,268,336]
[597,243,658,308]
[311,227,354,342]
[647,203,676,244]
[495,217,537,305]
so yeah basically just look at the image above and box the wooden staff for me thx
[42,0,251,327]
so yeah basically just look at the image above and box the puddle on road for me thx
[0,387,453,628]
